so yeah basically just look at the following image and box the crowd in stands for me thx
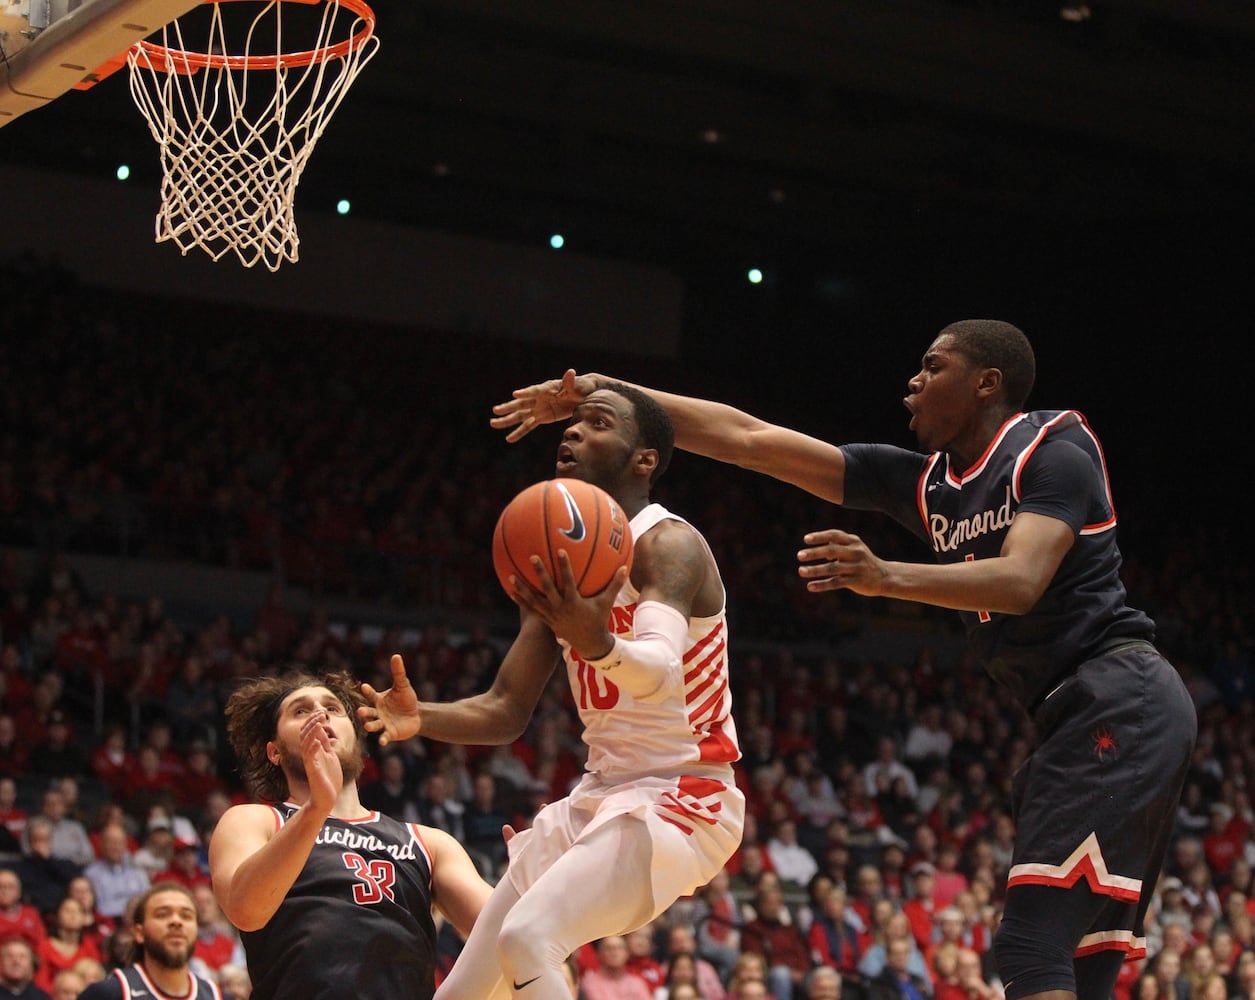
[0,252,1251,1000]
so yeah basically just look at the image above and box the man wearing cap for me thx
[132,816,175,882]
[1157,877,1190,927]
[152,835,211,892]
[903,864,938,951]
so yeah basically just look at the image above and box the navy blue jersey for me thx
[78,965,227,1000]
[841,410,1154,710]
[240,805,439,1000]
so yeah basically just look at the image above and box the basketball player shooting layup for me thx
[359,382,745,999]
[491,321,1198,1000]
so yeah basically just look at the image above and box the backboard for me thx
[0,0,200,126]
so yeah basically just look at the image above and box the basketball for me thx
[492,478,634,597]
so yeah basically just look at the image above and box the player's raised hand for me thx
[358,654,423,746]
[301,709,343,814]
[490,369,602,442]
[511,551,627,660]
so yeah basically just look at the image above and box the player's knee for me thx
[497,910,562,977]
[993,913,1076,999]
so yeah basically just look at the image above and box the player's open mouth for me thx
[556,446,576,472]
[903,397,918,431]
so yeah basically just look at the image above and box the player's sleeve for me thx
[839,443,932,540]
[582,599,686,700]
[1014,437,1097,532]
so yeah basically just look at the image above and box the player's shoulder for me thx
[77,969,125,1000]
[632,512,707,562]
[220,801,280,822]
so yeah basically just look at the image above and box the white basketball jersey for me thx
[559,502,741,784]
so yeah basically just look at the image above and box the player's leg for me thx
[433,876,518,1000]
[995,882,1123,1000]
[496,815,658,996]
[996,648,1195,1000]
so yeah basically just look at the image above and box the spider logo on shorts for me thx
[1091,725,1117,761]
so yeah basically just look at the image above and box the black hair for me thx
[599,381,675,484]
[940,319,1036,411]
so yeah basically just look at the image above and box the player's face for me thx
[135,890,198,970]
[904,333,985,453]
[270,686,365,785]
[556,391,637,492]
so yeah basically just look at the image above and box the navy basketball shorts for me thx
[996,642,1196,994]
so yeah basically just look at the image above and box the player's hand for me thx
[302,709,343,814]
[490,369,602,442]
[508,552,627,658]
[358,654,423,746]
[797,528,890,597]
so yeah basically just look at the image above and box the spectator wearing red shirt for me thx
[808,884,864,978]
[903,863,939,951]
[122,746,179,816]
[140,721,186,783]
[33,895,102,995]
[151,839,210,891]
[850,863,888,932]
[0,870,47,950]
[692,868,741,984]
[580,935,653,1000]
[0,778,28,847]
[623,925,665,994]
[89,724,134,802]
[1202,804,1247,881]
[742,884,814,1000]
[725,813,777,883]
[52,610,108,683]
[190,884,242,973]
[64,876,114,955]
[175,743,230,819]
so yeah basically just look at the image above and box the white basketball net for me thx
[127,0,379,271]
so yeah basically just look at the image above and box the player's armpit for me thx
[425,827,494,938]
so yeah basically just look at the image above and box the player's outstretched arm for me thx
[364,616,560,748]
[491,368,848,503]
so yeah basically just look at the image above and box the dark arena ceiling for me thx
[4,0,1255,278]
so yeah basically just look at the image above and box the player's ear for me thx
[635,448,658,479]
[976,366,1002,398]
[266,741,281,766]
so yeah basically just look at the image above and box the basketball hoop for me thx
[126,0,378,270]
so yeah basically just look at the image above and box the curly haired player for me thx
[209,670,507,1000]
